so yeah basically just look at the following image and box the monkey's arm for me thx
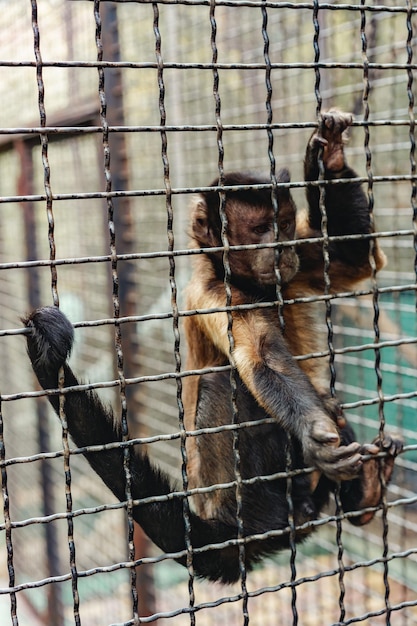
[299,110,386,288]
[187,284,363,482]
[24,306,272,584]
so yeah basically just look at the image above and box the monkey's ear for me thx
[277,168,291,184]
[191,197,215,246]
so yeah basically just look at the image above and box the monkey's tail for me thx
[24,307,270,583]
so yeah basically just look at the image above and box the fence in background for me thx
[0,1,416,625]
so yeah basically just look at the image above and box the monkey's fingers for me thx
[311,428,340,445]
[312,110,353,172]
[305,438,363,482]
[317,442,364,482]
[320,110,353,138]
[319,394,347,430]
[309,416,342,446]
[360,443,380,456]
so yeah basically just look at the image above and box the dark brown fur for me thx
[24,111,402,584]
[182,111,400,529]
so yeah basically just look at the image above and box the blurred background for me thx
[0,1,416,624]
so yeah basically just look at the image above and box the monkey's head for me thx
[190,171,299,289]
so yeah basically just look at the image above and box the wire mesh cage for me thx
[0,1,416,625]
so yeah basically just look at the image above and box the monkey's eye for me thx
[279,220,293,232]
[252,223,272,235]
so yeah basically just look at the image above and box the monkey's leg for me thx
[340,435,403,526]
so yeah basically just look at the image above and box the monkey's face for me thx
[226,199,299,287]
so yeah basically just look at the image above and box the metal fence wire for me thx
[0,0,416,625]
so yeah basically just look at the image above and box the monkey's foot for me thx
[311,110,353,172]
[350,434,403,526]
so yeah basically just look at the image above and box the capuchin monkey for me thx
[24,110,402,584]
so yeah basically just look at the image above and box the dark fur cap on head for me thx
[191,170,292,248]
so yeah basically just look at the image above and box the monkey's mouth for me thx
[258,270,279,283]
[258,262,298,283]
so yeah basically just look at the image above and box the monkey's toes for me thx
[368,434,404,458]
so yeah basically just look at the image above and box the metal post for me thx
[16,138,65,625]
[100,4,156,620]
